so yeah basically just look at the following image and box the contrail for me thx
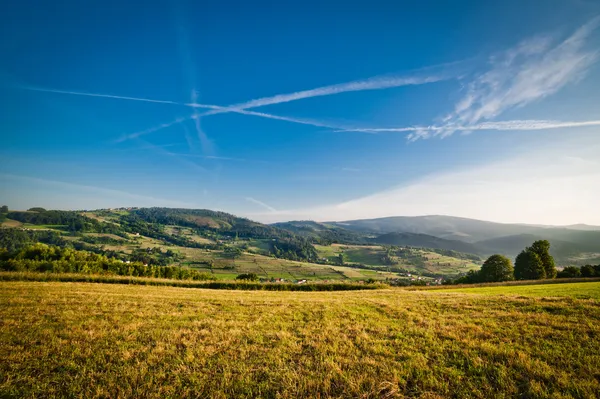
[21,86,220,109]
[334,119,600,136]
[114,117,188,143]
[191,73,456,118]
[134,138,208,173]
[190,90,214,155]
[246,197,277,212]
[116,108,361,141]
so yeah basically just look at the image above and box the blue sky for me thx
[1,0,600,224]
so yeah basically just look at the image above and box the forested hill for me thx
[271,221,370,244]
[371,232,484,255]
[2,207,319,263]
[123,208,296,240]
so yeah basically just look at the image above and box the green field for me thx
[68,233,413,281]
[315,243,480,275]
[443,281,600,299]
[1,281,598,398]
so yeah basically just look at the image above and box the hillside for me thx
[1,208,478,281]
[329,215,541,242]
[372,231,483,254]
[476,230,600,265]
[271,220,370,244]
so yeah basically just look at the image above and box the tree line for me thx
[451,240,599,284]
[0,243,213,280]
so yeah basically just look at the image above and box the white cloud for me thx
[247,135,600,225]
[338,17,600,140]
[435,16,600,138]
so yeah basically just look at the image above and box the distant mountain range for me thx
[327,215,600,242]
[275,216,600,264]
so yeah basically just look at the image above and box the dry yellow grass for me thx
[1,281,599,398]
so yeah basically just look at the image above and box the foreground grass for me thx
[1,282,599,398]
[443,281,600,300]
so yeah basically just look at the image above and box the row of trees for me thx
[558,264,600,278]
[0,243,213,280]
[454,240,560,284]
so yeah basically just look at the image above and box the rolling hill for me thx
[371,231,484,254]
[329,215,600,243]
[271,220,369,244]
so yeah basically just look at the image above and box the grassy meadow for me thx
[1,280,599,398]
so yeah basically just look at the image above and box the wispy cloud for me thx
[423,16,600,139]
[247,135,600,225]
[332,17,600,141]
[245,197,277,212]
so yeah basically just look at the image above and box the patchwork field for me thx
[1,281,598,398]
[315,243,481,275]
[63,234,416,281]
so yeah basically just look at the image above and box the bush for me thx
[236,273,259,281]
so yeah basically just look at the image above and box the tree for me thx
[27,207,46,212]
[529,240,557,278]
[580,264,596,278]
[479,254,514,282]
[453,269,480,284]
[0,205,8,213]
[223,246,242,259]
[557,266,581,278]
[337,253,345,266]
[236,273,258,281]
[514,249,546,280]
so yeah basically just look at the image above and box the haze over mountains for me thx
[276,215,600,264]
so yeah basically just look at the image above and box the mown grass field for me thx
[1,281,599,398]
[443,281,600,299]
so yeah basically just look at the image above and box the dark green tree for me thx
[580,264,596,277]
[528,240,557,278]
[0,205,8,213]
[514,249,546,280]
[479,254,514,282]
[223,246,242,259]
[557,266,581,278]
[236,273,258,281]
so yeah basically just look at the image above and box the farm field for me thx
[1,208,484,282]
[1,281,599,398]
[315,243,481,275]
